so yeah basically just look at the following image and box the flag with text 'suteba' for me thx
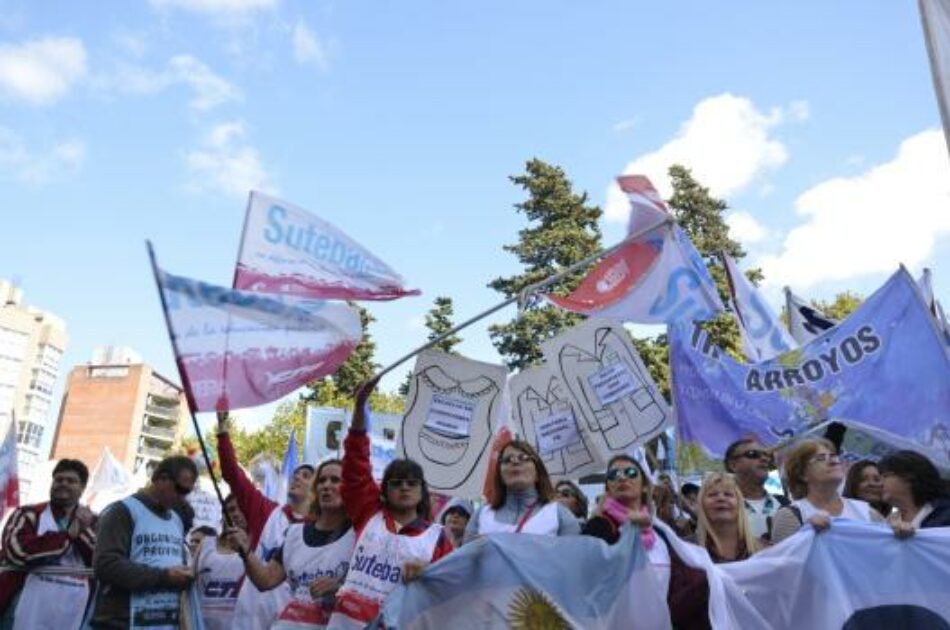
[234,191,421,301]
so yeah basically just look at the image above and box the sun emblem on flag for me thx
[507,587,571,630]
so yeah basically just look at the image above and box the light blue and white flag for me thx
[671,267,950,467]
[722,254,795,361]
[381,526,671,629]
[277,430,299,501]
[712,520,950,629]
[784,287,837,344]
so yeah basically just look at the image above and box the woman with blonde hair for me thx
[771,438,885,544]
[693,472,759,563]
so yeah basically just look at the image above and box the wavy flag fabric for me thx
[153,264,362,412]
[784,288,837,344]
[547,175,723,324]
[671,267,950,466]
[919,267,950,345]
[234,191,420,301]
[920,0,950,156]
[381,527,671,629]
[0,419,19,520]
[722,254,795,361]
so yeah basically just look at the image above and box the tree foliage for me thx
[488,159,603,370]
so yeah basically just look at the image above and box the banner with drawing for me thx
[398,350,508,498]
[508,366,605,480]
[540,318,672,461]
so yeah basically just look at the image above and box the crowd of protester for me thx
[1,379,948,629]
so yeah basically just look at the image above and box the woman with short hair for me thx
[879,450,950,529]
[464,440,580,541]
[693,472,759,563]
[771,438,884,544]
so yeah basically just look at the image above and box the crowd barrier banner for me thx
[381,526,671,629]
[672,267,950,466]
[234,191,420,301]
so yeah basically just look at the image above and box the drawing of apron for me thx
[13,506,89,630]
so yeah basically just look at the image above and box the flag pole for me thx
[372,216,673,382]
[145,241,242,547]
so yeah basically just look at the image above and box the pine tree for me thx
[487,159,603,370]
[425,296,462,353]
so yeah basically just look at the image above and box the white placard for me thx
[425,394,475,438]
[535,408,581,454]
[588,361,638,407]
[187,488,222,532]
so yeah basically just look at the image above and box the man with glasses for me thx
[723,438,789,541]
[90,455,200,628]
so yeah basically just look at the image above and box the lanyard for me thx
[514,503,538,533]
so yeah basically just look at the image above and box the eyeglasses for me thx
[809,453,840,465]
[557,488,577,499]
[606,466,640,482]
[387,478,422,489]
[500,453,533,466]
[735,449,770,461]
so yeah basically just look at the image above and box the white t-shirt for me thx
[743,494,782,539]
[793,497,872,523]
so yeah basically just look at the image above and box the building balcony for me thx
[145,403,179,420]
[137,444,170,459]
[140,423,177,442]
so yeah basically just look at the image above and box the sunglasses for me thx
[606,466,640,482]
[500,453,533,466]
[387,478,422,489]
[557,488,577,499]
[735,449,770,461]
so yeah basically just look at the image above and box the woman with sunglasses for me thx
[464,440,581,541]
[582,455,709,630]
[693,472,759,563]
[554,480,589,523]
[228,459,354,629]
[329,378,454,629]
[771,438,886,544]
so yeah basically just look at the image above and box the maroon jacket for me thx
[0,501,96,613]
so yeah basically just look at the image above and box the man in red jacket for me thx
[0,459,96,629]
[216,413,314,630]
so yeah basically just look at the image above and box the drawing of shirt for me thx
[512,372,603,479]
[401,362,502,494]
[555,326,669,451]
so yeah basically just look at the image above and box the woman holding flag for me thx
[229,459,355,629]
[329,378,453,629]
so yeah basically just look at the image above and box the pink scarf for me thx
[607,505,656,550]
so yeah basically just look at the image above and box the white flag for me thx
[722,254,795,361]
[920,0,950,156]
[784,288,837,344]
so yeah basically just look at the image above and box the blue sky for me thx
[1,0,947,447]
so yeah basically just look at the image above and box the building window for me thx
[16,421,43,448]
[89,366,129,379]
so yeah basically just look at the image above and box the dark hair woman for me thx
[843,460,890,518]
[555,480,589,522]
[329,378,454,628]
[464,439,580,541]
[879,450,950,529]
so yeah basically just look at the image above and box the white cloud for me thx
[726,210,769,245]
[0,127,84,183]
[604,93,802,222]
[760,129,950,289]
[185,120,275,197]
[109,54,239,112]
[149,0,277,14]
[0,37,87,105]
[292,20,329,70]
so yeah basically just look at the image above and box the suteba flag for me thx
[784,287,837,344]
[234,191,420,301]
[154,265,362,412]
[722,254,795,362]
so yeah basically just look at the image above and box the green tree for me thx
[813,291,863,320]
[399,296,463,396]
[304,305,379,404]
[487,159,603,370]
[226,399,308,463]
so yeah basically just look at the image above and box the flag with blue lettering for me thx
[710,521,950,629]
[153,261,362,411]
[671,267,950,467]
[381,526,671,629]
[235,191,420,301]
[722,254,795,361]
[547,176,723,324]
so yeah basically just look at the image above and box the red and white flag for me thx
[153,261,362,412]
[234,191,420,301]
[547,175,723,324]
[0,419,19,520]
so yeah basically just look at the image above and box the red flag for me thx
[0,419,20,520]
